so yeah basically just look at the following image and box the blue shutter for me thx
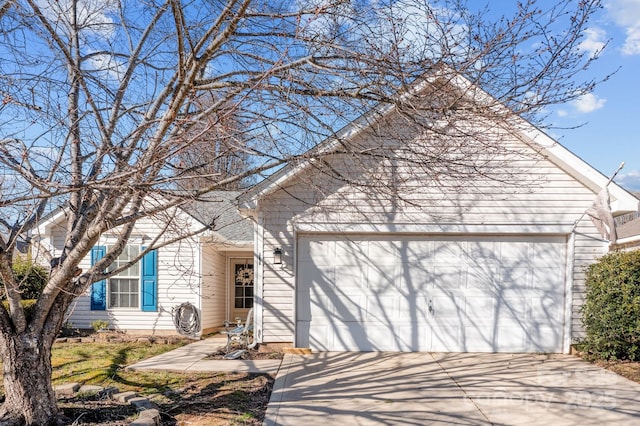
[141,249,157,312]
[90,246,106,310]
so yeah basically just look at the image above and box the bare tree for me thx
[175,94,251,190]
[0,0,604,423]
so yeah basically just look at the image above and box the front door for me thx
[229,259,254,324]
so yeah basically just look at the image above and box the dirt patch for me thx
[57,373,274,425]
[56,330,191,345]
[595,360,640,383]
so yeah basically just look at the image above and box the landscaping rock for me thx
[129,396,157,411]
[112,391,137,403]
[130,408,161,426]
[98,386,119,398]
[54,383,80,396]
[77,384,104,395]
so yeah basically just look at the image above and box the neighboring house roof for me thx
[613,192,640,246]
[34,191,253,247]
[238,70,638,215]
[617,218,640,241]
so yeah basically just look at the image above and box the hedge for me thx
[580,250,640,361]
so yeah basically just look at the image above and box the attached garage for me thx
[296,234,568,353]
[239,73,639,354]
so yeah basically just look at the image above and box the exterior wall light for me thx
[273,248,283,265]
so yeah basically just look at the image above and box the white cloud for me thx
[571,93,606,113]
[606,0,640,55]
[88,53,125,82]
[36,0,117,39]
[579,27,607,56]
[622,26,640,55]
[616,169,640,190]
[557,109,568,117]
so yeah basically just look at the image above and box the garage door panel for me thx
[366,264,401,291]
[432,266,467,289]
[532,241,565,263]
[530,296,563,322]
[365,295,400,320]
[433,241,465,263]
[335,239,369,264]
[499,241,531,264]
[299,238,334,264]
[464,297,496,325]
[531,267,564,289]
[465,267,499,292]
[430,295,464,318]
[297,234,567,353]
[404,240,434,263]
[431,324,463,352]
[500,267,530,289]
[334,265,367,292]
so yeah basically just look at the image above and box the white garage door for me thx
[296,234,567,353]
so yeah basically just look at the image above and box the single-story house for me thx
[237,75,639,354]
[34,191,254,335]
[35,73,638,353]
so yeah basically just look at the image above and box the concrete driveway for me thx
[264,352,640,425]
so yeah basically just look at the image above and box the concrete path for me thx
[265,352,640,425]
[126,336,282,375]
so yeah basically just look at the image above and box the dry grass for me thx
[1,335,274,425]
[595,360,640,383]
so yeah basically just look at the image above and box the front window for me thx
[108,245,140,308]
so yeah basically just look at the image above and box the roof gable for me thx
[239,71,638,214]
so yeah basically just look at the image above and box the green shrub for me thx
[579,250,640,361]
[0,257,49,300]
[91,319,110,332]
[1,299,38,322]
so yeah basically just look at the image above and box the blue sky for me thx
[542,0,640,191]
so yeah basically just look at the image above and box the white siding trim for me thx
[294,222,575,234]
[292,227,299,348]
[254,212,265,343]
[564,232,575,354]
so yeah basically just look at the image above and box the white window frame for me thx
[107,245,141,310]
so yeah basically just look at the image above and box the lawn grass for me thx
[1,336,274,424]
[50,339,188,393]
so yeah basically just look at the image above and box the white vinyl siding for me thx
[67,214,203,332]
[199,245,228,332]
[256,117,608,348]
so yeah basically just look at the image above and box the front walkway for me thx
[126,335,282,375]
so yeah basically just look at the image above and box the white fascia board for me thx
[294,222,576,234]
[34,209,66,235]
[520,125,639,213]
[614,235,640,246]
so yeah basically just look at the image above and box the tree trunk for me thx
[0,333,59,425]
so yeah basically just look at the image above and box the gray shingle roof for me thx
[182,191,253,243]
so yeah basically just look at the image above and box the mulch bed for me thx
[57,373,274,425]
[205,345,284,361]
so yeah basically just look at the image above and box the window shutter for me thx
[90,246,106,310]
[141,249,157,312]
